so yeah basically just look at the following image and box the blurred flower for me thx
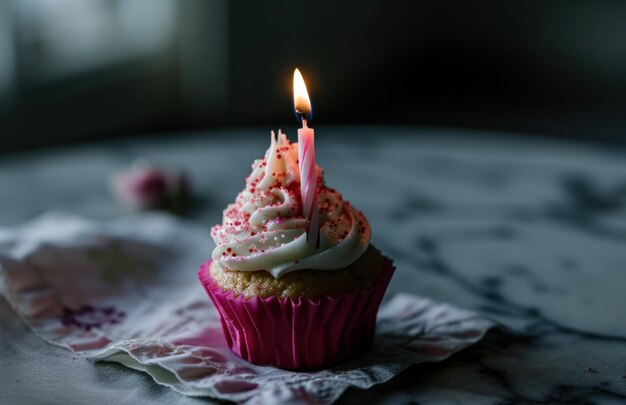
[111,161,190,213]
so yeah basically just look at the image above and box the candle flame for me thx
[293,68,312,122]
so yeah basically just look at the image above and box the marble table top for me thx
[1,127,626,404]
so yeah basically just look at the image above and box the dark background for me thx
[0,0,625,153]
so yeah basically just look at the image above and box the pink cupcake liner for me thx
[197,257,395,370]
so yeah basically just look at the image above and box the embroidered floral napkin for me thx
[0,212,493,404]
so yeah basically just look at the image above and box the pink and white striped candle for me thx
[298,119,319,248]
[293,68,319,248]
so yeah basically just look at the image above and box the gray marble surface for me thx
[2,127,626,404]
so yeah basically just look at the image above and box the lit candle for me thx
[293,68,319,249]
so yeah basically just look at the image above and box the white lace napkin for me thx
[0,213,493,404]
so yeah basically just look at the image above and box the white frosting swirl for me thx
[210,130,371,278]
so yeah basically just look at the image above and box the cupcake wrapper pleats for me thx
[197,258,395,370]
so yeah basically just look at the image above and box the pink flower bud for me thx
[111,161,190,211]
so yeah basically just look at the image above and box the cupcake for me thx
[198,130,394,370]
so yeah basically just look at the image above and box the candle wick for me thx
[295,109,309,126]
